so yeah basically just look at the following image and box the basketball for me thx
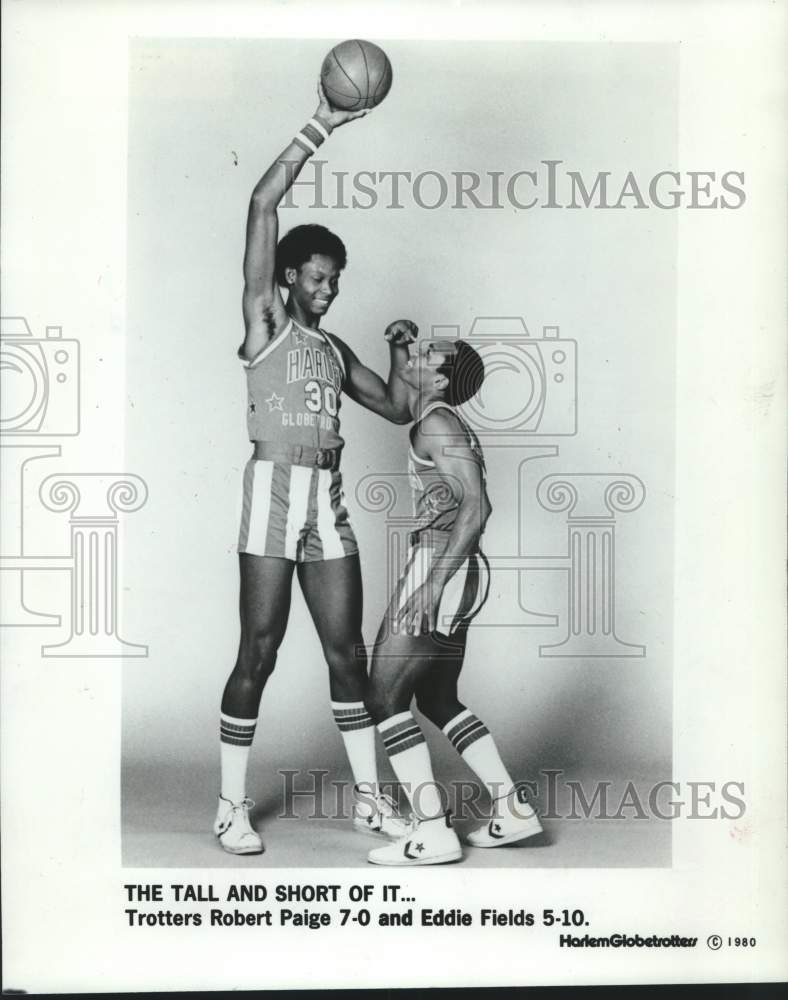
[320,39,393,111]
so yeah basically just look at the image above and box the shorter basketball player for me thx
[364,336,543,865]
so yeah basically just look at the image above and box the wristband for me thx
[308,117,331,141]
[293,118,331,156]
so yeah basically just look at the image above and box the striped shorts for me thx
[238,459,358,562]
[394,532,491,636]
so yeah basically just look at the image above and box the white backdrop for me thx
[122,39,676,785]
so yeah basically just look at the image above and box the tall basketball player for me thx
[214,84,413,854]
[364,336,544,865]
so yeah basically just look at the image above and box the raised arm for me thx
[334,319,417,424]
[239,84,368,362]
[398,410,492,635]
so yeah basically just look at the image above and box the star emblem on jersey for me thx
[266,392,284,412]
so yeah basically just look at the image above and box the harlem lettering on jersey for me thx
[286,345,343,392]
[242,319,347,450]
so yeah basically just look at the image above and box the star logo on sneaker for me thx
[493,823,502,833]
[366,815,375,826]
[416,843,425,853]
[489,821,505,840]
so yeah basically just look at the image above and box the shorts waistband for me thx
[409,528,455,548]
[252,441,342,471]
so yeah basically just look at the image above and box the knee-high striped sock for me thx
[443,709,526,813]
[379,711,444,819]
[220,713,257,803]
[332,701,379,816]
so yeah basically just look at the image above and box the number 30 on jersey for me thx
[304,380,338,417]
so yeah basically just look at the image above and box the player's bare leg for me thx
[298,555,367,702]
[367,618,540,863]
[364,623,463,865]
[412,634,542,848]
[215,554,295,855]
[298,556,407,838]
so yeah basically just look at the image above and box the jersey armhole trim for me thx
[319,330,347,382]
[419,401,456,421]
[240,319,293,369]
[409,444,435,468]
[410,423,436,468]
[413,404,485,470]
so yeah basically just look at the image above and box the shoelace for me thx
[218,797,255,834]
[377,793,415,831]
[375,792,401,817]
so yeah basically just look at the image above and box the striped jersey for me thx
[241,317,346,449]
[408,401,486,539]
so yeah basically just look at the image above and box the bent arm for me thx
[342,344,413,423]
[335,326,415,424]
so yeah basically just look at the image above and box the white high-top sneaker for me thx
[465,786,543,848]
[353,790,410,839]
[367,812,462,866]
[213,795,264,855]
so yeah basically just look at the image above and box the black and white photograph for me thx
[1,0,785,992]
[122,36,676,872]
